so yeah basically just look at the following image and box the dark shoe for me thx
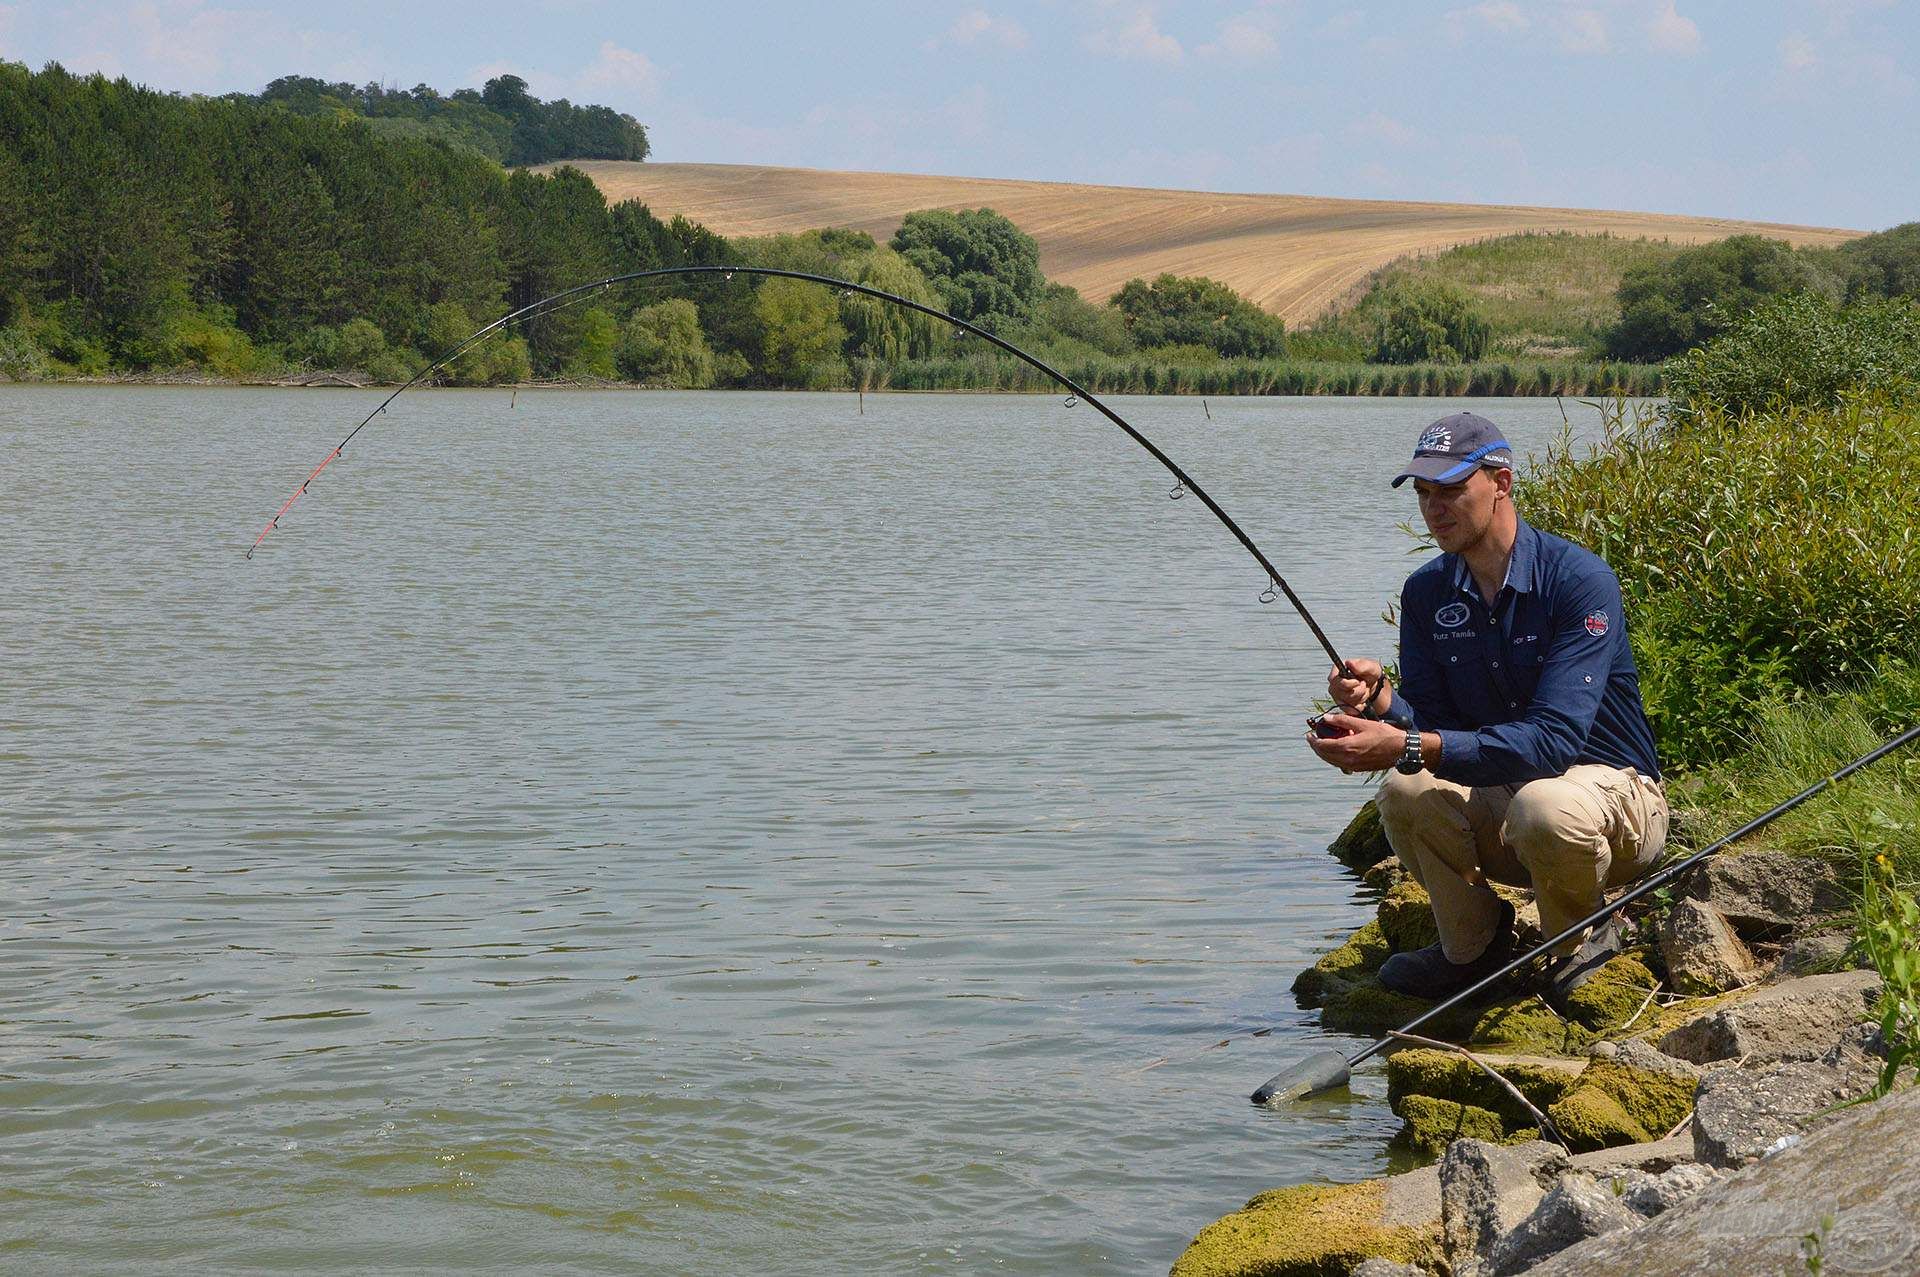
[1540,915,1629,1010]
[1377,898,1516,1001]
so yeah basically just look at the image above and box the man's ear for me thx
[1491,467,1515,500]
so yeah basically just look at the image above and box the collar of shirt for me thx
[1449,517,1539,615]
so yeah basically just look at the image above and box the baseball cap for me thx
[1390,412,1515,488]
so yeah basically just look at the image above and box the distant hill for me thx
[557,162,1861,325]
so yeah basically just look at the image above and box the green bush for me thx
[615,298,715,388]
[163,306,273,377]
[1365,279,1490,364]
[335,318,389,373]
[1521,397,1920,766]
[1605,234,1842,362]
[0,325,51,379]
[1663,291,1920,420]
[1109,272,1287,359]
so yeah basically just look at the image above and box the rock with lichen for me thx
[1386,1047,1583,1124]
[1292,919,1392,1006]
[1169,1175,1440,1277]
[1545,1041,1700,1151]
[1377,879,1442,952]
[1395,1094,1513,1157]
[1329,799,1395,869]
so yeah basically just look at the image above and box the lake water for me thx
[1,388,1608,1274]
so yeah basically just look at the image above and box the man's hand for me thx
[1306,713,1407,774]
[1328,659,1389,717]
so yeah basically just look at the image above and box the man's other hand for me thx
[1306,713,1405,773]
[1328,659,1387,715]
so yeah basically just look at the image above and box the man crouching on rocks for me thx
[1307,412,1669,1008]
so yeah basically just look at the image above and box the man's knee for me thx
[1375,768,1451,834]
[1504,779,1607,866]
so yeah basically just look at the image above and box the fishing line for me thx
[246,265,1358,676]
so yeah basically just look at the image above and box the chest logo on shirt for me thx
[1585,610,1611,637]
[1435,601,1472,629]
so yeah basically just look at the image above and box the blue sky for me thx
[3,1,1915,230]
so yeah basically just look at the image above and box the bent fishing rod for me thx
[245,264,1361,676]
[1251,721,1920,1106]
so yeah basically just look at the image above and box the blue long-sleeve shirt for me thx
[1379,517,1662,786]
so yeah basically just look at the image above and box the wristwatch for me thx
[1396,728,1424,774]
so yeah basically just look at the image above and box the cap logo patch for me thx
[1435,601,1471,629]
[1585,610,1610,637]
[1418,426,1453,453]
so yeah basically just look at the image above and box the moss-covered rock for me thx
[1392,1093,1509,1159]
[1319,979,1597,1054]
[1328,799,1394,870]
[1292,920,1391,1007]
[1575,1050,1698,1135]
[1377,879,1440,953]
[1385,1047,1581,1125]
[1170,1178,1438,1277]
[1561,953,1658,1032]
[1546,1084,1653,1150]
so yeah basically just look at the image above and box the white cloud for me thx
[927,9,1029,52]
[1083,5,1183,63]
[1646,1,1700,54]
[574,41,662,103]
[1560,8,1611,54]
[1448,2,1529,33]
[1199,11,1281,60]
[1779,32,1817,72]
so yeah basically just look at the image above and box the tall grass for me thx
[1520,394,1920,767]
[843,353,1663,397]
[1670,660,1920,874]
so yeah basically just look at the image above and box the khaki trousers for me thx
[1375,764,1670,962]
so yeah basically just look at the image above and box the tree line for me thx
[0,61,1302,389]
[254,72,649,167]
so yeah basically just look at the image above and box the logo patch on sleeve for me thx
[1435,601,1471,629]
[1584,610,1610,637]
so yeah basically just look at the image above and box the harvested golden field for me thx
[560,162,1862,326]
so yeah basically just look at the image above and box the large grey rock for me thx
[1658,969,1879,1063]
[1439,1138,1569,1277]
[1691,1036,1883,1168]
[1611,1162,1722,1217]
[1524,1082,1920,1275]
[1658,898,1759,995]
[1488,1172,1640,1275]
[1773,930,1855,979]
[1686,851,1847,934]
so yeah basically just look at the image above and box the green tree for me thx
[564,307,619,379]
[1606,234,1843,361]
[1364,279,1491,364]
[615,298,715,387]
[755,276,846,384]
[1109,273,1287,358]
[841,248,942,362]
[890,207,1042,327]
[1836,222,1920,301]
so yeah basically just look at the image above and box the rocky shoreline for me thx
[1171,800,1910,1276]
